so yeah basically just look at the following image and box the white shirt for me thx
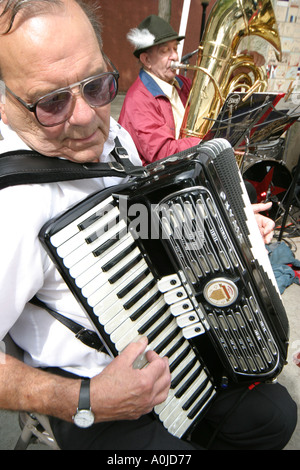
[145,71,185,138]
[0,117,142,377]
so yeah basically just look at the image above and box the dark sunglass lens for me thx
[36,91,73,126]
[84,74,118,107]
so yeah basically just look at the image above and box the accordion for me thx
[39,139,289,439]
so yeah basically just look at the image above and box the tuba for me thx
[177,0,282,139]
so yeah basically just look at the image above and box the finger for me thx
[144,356,171,404]
[118,336,149,367]
[252,202,272,213]
[144,353,170,384]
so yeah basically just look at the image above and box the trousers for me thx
[48,369,297,450]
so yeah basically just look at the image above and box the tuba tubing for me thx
[179,0,282,140]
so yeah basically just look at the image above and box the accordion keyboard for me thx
[48,195,216,438]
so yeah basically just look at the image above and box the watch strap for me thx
[78,378,91,411]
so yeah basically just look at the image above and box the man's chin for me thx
[61,145,103,163]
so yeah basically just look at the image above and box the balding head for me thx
[0,0,113,164]
[0,0,102,79]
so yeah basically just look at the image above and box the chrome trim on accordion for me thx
[39,138,289,438]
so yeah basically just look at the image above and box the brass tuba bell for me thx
[178,0,282,140]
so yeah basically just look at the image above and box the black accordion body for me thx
[39,139,289,439]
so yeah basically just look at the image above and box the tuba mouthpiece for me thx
[170,61,183,69]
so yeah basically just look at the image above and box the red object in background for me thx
[293,352,300,368]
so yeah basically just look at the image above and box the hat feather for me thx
[127,28,155,50]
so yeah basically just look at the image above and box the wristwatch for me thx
[73,378,95,428]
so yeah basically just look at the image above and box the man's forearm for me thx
[0,353,81,422]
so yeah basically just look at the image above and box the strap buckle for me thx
[75,328,105,352]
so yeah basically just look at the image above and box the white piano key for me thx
[158,355,203,421]
[82,246,142,300]
[56,206,120,258]
[107,296,164,347]
[69,232,133,280]
[155,359,200,414]
[160,368,211,427]
[98,273,156,333]
[50,196,115,247]
[75,234,135,288]
[63,220,128,268]
[108,297,170,342]
[153,330,186,362]
[165,381,216,438]
[114,310,175,353]
[83,260,147,308]
[86,249,147,307]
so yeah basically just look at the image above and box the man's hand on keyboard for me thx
[90,336,171,422]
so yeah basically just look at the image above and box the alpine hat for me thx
[127,15,185,58]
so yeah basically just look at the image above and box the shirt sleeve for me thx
[0,185,50,340]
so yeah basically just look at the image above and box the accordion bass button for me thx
[164,287,188,305]
[176,312,198,328]
[182,322,205,339]
[170,299,193,316]
[157,274,181,293]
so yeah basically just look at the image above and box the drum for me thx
[248,138,285,161]
[243,158,292,220]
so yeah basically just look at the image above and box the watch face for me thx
[74,409,95,428]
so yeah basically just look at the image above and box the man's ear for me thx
[139,52,151,69]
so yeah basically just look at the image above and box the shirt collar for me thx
[139,68,183,98]
[144,70,174,100]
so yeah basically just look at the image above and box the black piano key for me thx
[123,278,156,310]
[138,304,169,335]
[187,385,215,420]
[171,357,197,389]
[175,367,203,399]
[102,244,134,271]
[117,268,150,299]
[169,346,190,373]
[108,253,143,284]
[182,377,210,411]
[88,222,124,247]
[85,216,119,244]
[164,336,186,359]
[147,314,174,343]
[130,291,161,321]
[154,327,181,356]
[92,234,124,257]
[77,200,116,231]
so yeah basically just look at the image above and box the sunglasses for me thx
[5,67,119,127]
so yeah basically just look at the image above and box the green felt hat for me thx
[127,15,185,58]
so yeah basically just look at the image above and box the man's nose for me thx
[68,92,95,125]
[170,49,179,61]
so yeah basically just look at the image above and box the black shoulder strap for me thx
[30,297,106,352]
[0,137,145,190]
